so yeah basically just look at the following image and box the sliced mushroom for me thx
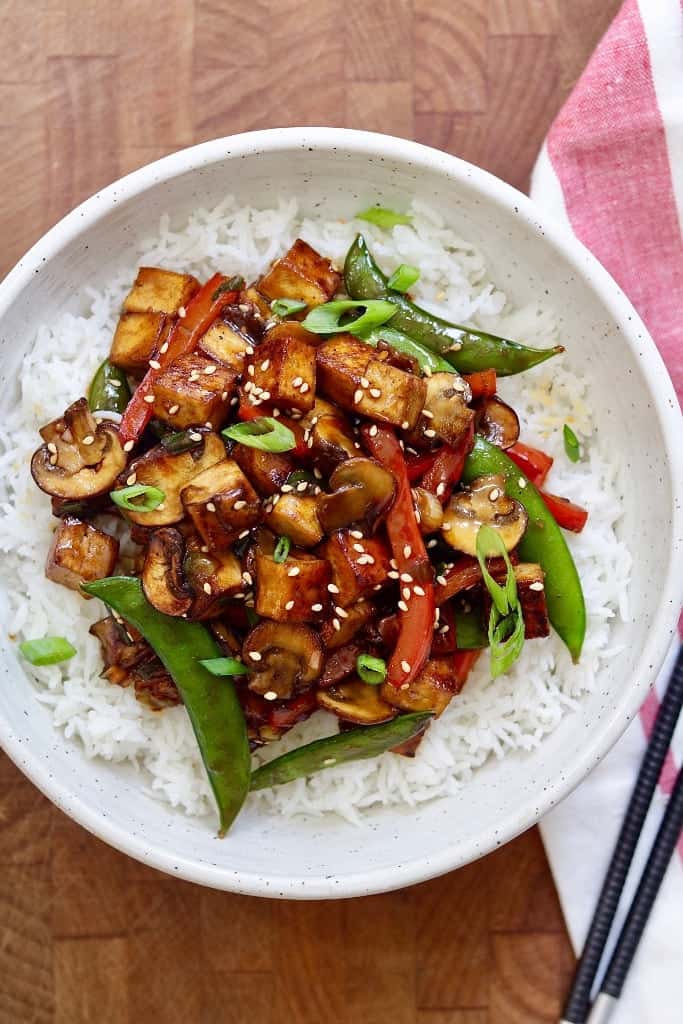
[413,486,444,534]
[142,528,193,617]
[317,457,396,533]
[32,398,127,499]
[380,657,459,716]
[442,475,528,556]
[320,598,374,649]
[317,678,397,725]
[309,414,359,474]
[184,539,243,620]
[319,642,364,689]
[243,621,323,701]
[476,396,520,449]
[406,372,474,449]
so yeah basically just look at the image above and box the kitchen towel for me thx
[530,1,683,1021]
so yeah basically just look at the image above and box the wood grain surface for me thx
[0,1,621,1021]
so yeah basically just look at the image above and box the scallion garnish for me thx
[19,636,76,666]
[110,484,165,512]
[211,275,245,301]
[387,264,420,292]
[563,424,581,462]
[222,417,296,453]
[273,536,291,564]
[302,299,397,336]
[475,524,525,678]
[271,298,307,317]
[355,206,413,229]
[356,654,387,685]
[199,657,250,677]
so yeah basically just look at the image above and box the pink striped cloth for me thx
[530,2,683,1020]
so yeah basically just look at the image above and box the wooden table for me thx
[0,2,622,1021]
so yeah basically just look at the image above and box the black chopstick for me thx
[560,643,683,1024]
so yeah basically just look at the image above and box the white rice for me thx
[0,198,631,827]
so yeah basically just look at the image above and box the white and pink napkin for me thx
[529,1,683,1020]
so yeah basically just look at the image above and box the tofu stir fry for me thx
[27,229,588,833]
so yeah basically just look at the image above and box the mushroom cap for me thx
[442,474,528,556]
[243,621,323,700]
[31,421,126,499]
[317,457,396,533]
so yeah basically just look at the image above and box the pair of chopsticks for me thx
[560,644,683,1024]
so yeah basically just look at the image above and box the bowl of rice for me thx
[0,128,681,898]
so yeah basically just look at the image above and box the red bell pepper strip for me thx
[361,424,435,689]
[420,421,475,504]
[507,441,554,487]
[463,369,497,400]
[405,450,439,484]
[452,649,481,689]
[539,490,588,533]
[119,274,239,446]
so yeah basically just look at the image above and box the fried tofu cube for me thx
[316,336,425,429]
[197,303,266,373]
[240,285,273,320]
[320,598,374,649]
[381,658,460,717]
[246,328,317,413]
[181,459,261,550]
[184,541,244,620]
[46,517,119,594]
[319,530,392,606]
[264,493,323,548]
[151,353,237,429]
[123,267,199,315]
[232,445,294,496]
[110,312,166,374]
[485,563,550,640]
[255,550,330,623]
[258,239,341,308]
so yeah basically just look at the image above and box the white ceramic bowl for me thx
[1,129,681,898]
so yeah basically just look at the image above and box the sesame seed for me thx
[368,424,378,436]
[238,529,250,539]
[388,571,400,580]
[439,624,449,634]
[272,494,280,505]
[201,545,209,553]
[401,660,411,673]
[313,468,322,480]
[248,365,255,376]
[307,437,314,448]
[300,382,310,394]
[369,387,381,398]
[352,543,365,554]
[529,581,545,592]
[427,538,438,548]
[234,499,247,510]
[242,571,253,585]
[281,484,293,493]
[288,566,300,577]
[518,477,527,489]
[311,603,323,612]
[49,454,57,465]
[413,585,426,597]
[203,583,212,595]
[292,376,303,387]
[143,394,155,404]
[110,378,122,388]
[398,600,409,612]
[149,359,161,370]
[285,600,295,610]
[126,473,137,486]
[442,522,452,530]
[452,379,466,392]
[403,544,412,558]
[400,572,412,583]
[335,606,348,618]
[423,365,432,377]
[168,404,180,414]
[244,381,254,393]
[203,363,217,375]
[204,421,212,429]
[178,306,187,317]
[239,304,250,313]
[296,481,308,492]
[189,371,200,382]
[206,501,216,512]
[47,442,57,454]
[436,482,446,497]
[264,690,278,701]
[353,389,363,404]
[221,391,228,401]
[123,440,135,452]
[360,376,370,388]
[160,341,169,354]
[424,428,436,438]
[249,651,262,661]
[323,758,336,766]
[422,409,434,419]
[261,359,270,371]
[400,420,410,430]
[189,431,202,441]
[400,682,410,690]
[389,558,398,569]
[436,575,447,586]
[332,618,341,631]
[402,587,411,601]
[449,341,463,352]
[489,488,501,501]
[82,435,95,445]
[327,583,340,594]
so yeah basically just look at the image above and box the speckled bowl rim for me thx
[1,128,681,899]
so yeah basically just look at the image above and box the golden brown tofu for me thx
[258,238,341,308]
[110,312,166,375]
[46,517,119,593]
[232,445,294,497]
[319,531,392,606]
[245,327,317,413]
[316,336,426,430]
[123,432,226,526]
[240,285,273,320]
[320,598,374,649]
[381,658,459,716]
[254,550,331,623]
[197,303,266,372]
[264,493,323,548]
[151,353,237,430]
[184,541,244,619]
[181,459,261,550]
[123,267,199,315]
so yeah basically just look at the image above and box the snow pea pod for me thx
[359,325,454,374]
[82,576,250,835]
[461,437,586,661]
[250,712,433,790]
[88,359,131,415]
[344,235,563,376]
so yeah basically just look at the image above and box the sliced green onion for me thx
[488,605,525,679]
[199,657,250,677]
[475,524,518,617]
[222,417,296,453]
[476,524,525,677]
[302,299,397,337]
[271,298,307,317]
[110,484,166,513]
[356,654,387,685]
[273,535,291,564]
[161,430,203,454]
[563,423,581,462]
[212,275,245,301]
[19,637,76,666]
[355,206,413,229]
[387,264,420,292]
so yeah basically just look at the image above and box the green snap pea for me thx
[344,235,563,377]
[359,326,455,375]
[250,712,433,790]
[82,576,250,835]
[88,360,131,415]
[461,437,586,661]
